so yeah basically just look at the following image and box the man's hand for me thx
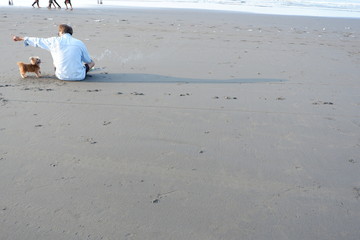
[12,36,24,41]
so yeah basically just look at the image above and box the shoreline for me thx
[1,2,360,19]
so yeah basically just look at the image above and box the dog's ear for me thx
[29,57,36,65]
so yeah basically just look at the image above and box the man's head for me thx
[58,24,73,36]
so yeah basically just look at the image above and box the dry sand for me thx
[1,7,360,240]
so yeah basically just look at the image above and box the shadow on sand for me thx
[84,73,286,84]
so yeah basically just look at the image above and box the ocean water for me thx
[2,0,360,18]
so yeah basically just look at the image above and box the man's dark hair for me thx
[59,24,73,35]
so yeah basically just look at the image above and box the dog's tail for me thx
[16,62,23,66]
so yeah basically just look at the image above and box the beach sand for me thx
[1,7,360,239]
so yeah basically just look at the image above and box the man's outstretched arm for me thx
[13,35,52,51]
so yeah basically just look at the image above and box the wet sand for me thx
[1,7,360,240]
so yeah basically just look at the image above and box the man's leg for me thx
[85,64,90,73]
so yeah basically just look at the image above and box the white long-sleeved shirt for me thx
[24,33,92,81]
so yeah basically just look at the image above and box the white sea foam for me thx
[2,0,360,18]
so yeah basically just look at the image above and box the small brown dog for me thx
[17,56,41,78]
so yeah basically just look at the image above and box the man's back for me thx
[52,34,92,80]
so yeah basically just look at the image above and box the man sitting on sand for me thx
[13,24,95,81]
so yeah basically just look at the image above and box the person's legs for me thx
[53,0,61,8]
[84,61,95,77]
[65,0,73,10]
[85,64,90,73]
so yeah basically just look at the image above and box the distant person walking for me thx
[48,0,61,8]
[64,0,73,10]
[9,0,13,5]
[32,0,40,8]
[97,0,103,4]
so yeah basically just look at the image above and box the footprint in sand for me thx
[312,101,334,105]
[103,121,111,126]
[131,92,144,96]
[87,89,101,92]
